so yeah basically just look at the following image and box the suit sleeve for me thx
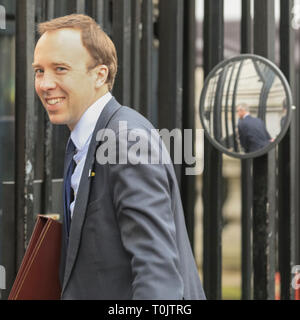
[108,128,184,299]
[238,122,247,151]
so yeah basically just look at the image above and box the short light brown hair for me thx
[38,14,118,91]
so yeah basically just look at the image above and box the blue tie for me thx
[63,139,76,239]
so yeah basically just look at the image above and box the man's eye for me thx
[35,69,44,75]
[56,67,67,72]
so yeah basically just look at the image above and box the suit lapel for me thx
[61,97,122,294]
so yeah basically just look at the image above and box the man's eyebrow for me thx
[51,62,71,68]
[31,62,71,68]
[32,63,42,68]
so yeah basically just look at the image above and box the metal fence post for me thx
[158,0,184,186]
[112,0,132,106]
[181,0,196,249]
[202,0,224,300]
[140,0,153,119]
[253,0,276,300]
[240,0,253,300]
[35,0,55,216]
[130,0,141,111]
[15,0,36,268]
[278,0,296,300]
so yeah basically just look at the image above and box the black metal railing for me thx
[202,0,299,300]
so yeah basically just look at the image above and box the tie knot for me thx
[67,138,76,154]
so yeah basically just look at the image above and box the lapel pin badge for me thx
[88,169,96,177]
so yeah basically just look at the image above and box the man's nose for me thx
[38,73,57,91]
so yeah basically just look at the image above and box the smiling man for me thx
[33,14,205,300]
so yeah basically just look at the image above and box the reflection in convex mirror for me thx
[199,54,293,159]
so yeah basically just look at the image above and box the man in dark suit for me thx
[236,103,272,153]
[33,14,205,300]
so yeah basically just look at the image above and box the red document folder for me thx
[8,215,62,300]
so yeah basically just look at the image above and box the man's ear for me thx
[94,65,109,88]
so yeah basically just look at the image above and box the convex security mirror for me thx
[199,54,293,159]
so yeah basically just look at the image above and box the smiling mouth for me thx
[45,97,65,106]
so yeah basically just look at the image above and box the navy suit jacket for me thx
[238,115,271,153]
[59,97,206,300]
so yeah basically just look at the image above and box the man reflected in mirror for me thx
[236,103,273,153]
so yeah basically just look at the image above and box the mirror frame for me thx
[199,54,293,159]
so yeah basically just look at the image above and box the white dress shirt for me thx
[69,92,112,218]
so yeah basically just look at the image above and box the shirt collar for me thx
[71,92,112,151]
